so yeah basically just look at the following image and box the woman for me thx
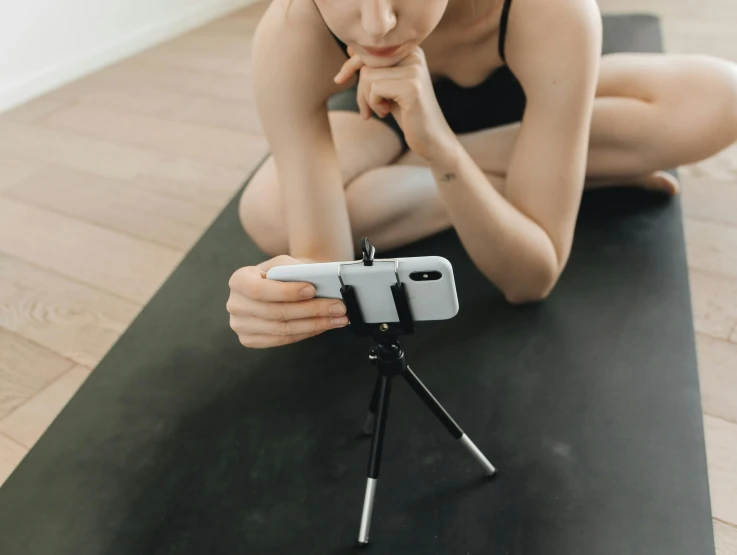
[227,0,737,348]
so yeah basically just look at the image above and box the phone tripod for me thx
[340,239,496,545]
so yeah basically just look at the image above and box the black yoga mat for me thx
[0,14,715,555]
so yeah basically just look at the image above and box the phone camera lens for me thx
[410,271,442,281]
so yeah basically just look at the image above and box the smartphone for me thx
[266,256,459,324]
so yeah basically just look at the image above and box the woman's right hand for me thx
[227,255,349,349]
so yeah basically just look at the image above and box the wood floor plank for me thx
[689,269,737,341]
[52,79,261,134]
[715,519,737,555]
[42,104,267,169]
[83,59,252,102]
[0,153,41,191]
[598,0,737,20]
[3,97,72,124]
[3,165,217,250]
[704,415,737,526]
[685,218,737,279]
[0,365,91,449]
[696,334,737,424]
[682,177,737,228]
[144,155,253,191]
[0,253,140,368]
[0,328,73,420]
[131,173,238,209]
[0,433,27,487]
[680,143,737,182]
[135,34,251,73]
[138,156,258,207]
[0,120,168,180]
[0,197,182,304]
[662,20,737,61]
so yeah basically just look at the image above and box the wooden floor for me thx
[0,0,735,549]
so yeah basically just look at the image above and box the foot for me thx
[629,171,680,195]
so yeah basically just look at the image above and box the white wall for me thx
[0,0,258,114]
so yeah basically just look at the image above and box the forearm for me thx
[276,118,355,263]
[429,139,560,302]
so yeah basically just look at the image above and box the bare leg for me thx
[458,53,737,191]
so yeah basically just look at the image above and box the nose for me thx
[361,0,397,40]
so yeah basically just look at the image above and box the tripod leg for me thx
[402,365,496,476]
[362,374,381,436]
[358,374,392,545]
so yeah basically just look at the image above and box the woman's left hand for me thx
[334,46,457,163]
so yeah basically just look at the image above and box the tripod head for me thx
[340,237,415,338]
[361,237,376,266]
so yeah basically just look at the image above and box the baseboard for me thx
[0,0,260,115]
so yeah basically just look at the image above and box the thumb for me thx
[257,255,304,276]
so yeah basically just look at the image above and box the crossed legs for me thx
[240,53,737,255]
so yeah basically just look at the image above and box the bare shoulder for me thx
[504,0,602,95]
[251,0,350,114]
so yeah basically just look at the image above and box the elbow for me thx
[501,263,560,306]
[503,284,554,306]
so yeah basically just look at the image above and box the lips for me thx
[361,45,401,57]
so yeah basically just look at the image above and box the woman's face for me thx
[314,0,450,65]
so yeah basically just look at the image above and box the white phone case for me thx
[266,256,459,324]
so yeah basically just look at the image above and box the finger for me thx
[237,295,346,321]
[368,81,401,118]
[239,329,327,349]
[230,265,317,302]
[334,55,364,84]
[256,254,303,274]
[356,71,371,120]
[369,80,410,113]
[358,67,411,118]
[232,314,349,337]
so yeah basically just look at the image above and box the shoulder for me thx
[251,0,350,112]
[504,0,602,96]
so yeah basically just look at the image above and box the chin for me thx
[364,55,403,67]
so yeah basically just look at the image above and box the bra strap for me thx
[498,0,513,63]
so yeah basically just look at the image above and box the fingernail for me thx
[330,303,346,316]
[301,286,315,298]
[332,316,348,327]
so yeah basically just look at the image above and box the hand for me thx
[227,255,349,349]
[334,46,456,162]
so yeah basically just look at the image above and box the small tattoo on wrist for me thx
[439,172,456,182]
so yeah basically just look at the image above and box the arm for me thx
[429,0,602,303]
[251,0,356,262]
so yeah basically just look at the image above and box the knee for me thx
[654,56,737,162]
[720,61,737,138]
[238,165,285,257]
[687,57,737,140]
[702,58,737,135]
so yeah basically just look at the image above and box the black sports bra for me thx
[324,0,514,64]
